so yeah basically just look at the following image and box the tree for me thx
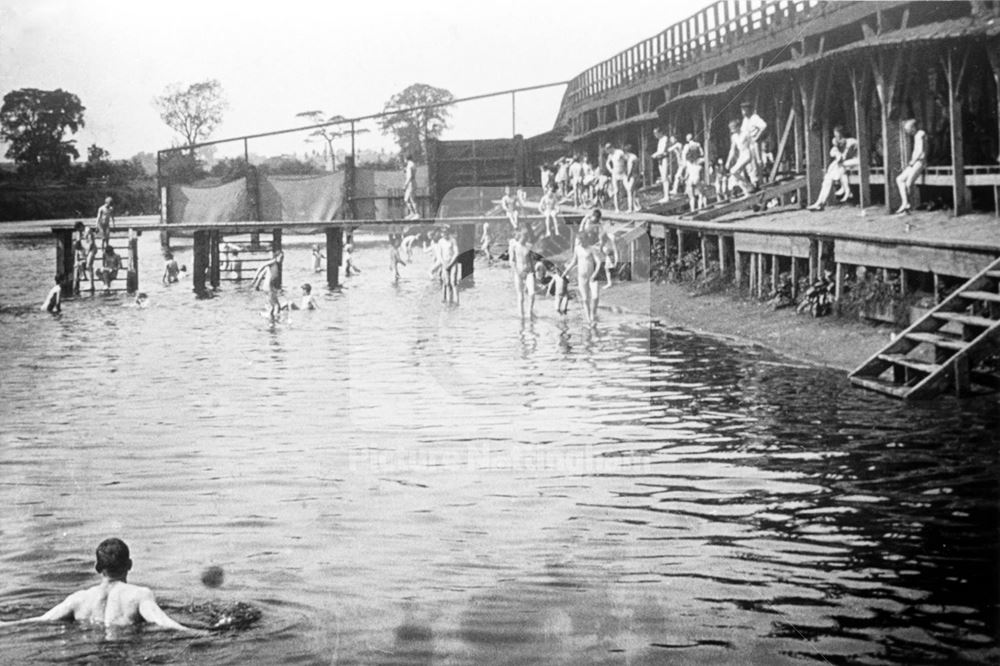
[0,88,85,176]
[295,110,369,170]
[377,84,454,162]
[87,144,109,163]
[153,80,227,152]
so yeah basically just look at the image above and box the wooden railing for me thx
[563,0,824,107]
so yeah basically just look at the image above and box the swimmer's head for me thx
[902,118,917,135]
[740,101,753,114]
[590,208,603,221]
[685,133,694,142]
[654,127,663,137]
[833,125,845,138]
[73,220,85,232]
[301,283,312,294]
[95,537,132,579]
[729,119,740,132]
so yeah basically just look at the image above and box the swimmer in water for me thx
[0,538,204,633]
[311,244,325,273]
[162,251,180,284]
[41,274,62,313]
[508,226,536,319]
[134,292,149,308]
[291,283,319,310]
[343,243,359,277]
[564,228,602,323]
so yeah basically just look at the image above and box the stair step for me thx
[986,270,1000,279]
[959,290,1000,303]
[850,376,912,398]
[933,312,997,328]
[905,332,967,350]
[877,354,942,374]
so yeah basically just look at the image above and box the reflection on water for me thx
[0,232,997,665]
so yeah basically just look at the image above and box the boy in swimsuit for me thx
[538,186,560,237]
[162,251,181,284]
[604,143,627,212]
[95,197,115,242]
[439,227,460,304]
[0,538,202,633]
[41,274,62,313]
[403,155,419,220]
[293,283,319,310]
[311,244,325,273]
[500,186,519,229]
[389,235,406,281]
[623,144,640,212]
[98,244,122,291]
[896,118,927,214]
[252,249,285,322]
[480,221,493,263]
[343,243,359,277]
[651,128,671,202]
[508,226,536,319]
[564,228,602,323]
[726,119,756,197]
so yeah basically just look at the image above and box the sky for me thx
[0,0,711,161]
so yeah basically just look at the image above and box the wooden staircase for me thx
[849,257,1000,399]
[683,175,807,221]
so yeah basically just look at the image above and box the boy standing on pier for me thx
[95,197,115,242]
[404,156,419,220]
[604,143,627,212]
[623,144,640,212]
[651,128,670,202]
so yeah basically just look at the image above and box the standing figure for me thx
[668,135,685,195]
[568,155,584,206]
[389,235,407,281]
[95,196,115,242]
[403,155,419,220]
[480,221,493,263]
[651,128,671,202]
[739,101,768,189]
[564,228,602,324]
[252,249,285,322]
[311,244,325,273]
[895,118,927,214]
[726,120,756,197]
[500,186,520,229]
[623,144,640,212]
[604,143,627,212]
[508,226,536,319]
[438,227,460,304]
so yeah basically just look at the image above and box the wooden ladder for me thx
[849,256,1000,399]
[684,175,808,222]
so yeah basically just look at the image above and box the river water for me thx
[0,230,997,665]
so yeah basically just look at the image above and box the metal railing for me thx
[563,0,824,107]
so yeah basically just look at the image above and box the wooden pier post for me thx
[126,229,139,293]
[192,230,210,294]
[272,229,283,289]
[735,250,744,290]
[208,230,220,289]
[849,65,873,209]
[944,48,969,216]
[873,51,904,212]
[326,227,343,288]
[457,224,476,281]
[54,228,75,297]
[798,67,826,207]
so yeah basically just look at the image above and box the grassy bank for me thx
[602,280,891,372]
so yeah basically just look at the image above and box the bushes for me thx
[0,181,159,221]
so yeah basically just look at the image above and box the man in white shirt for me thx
[895,118,927,214]
[739,101,768,189]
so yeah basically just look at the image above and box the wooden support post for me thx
[54,228,75,297]
[954,354,971,397]
[718,235,727,275]
[944,47,970,216]
[850,65,872,209]
[246,165,261,250]
[873,50,904,212]
[677,229,685,257]
[700,234,709,274]
[790,256,798,299]
[770,105,797,182]
[748,251,756,295]
[990,43,1000,206]
[192,230,209,294]
[933,273,941,302]
[208,230,220,289]
[792,87,803,173]
[808,238,818,281]
[757,253,766,297]
[126,229,139,293]
[900,267,908,297]
[701,101,713,188]
[835,262,844,302]
[325,227,343,288]
[817,240,825,274]
[798,67,826,207]
[770,254,778,294]
[457,224,476,281]
[272,229,283,289]
[735,250,744,289]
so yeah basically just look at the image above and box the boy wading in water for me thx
[565,228,602,324]
[438,227,460,304]
[252,249,285,322]
[0,538,202,633]
[508,226,536,319]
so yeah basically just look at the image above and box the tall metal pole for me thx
[511,91,517,137]
[350,120,356,164]
[243,138,249,164]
